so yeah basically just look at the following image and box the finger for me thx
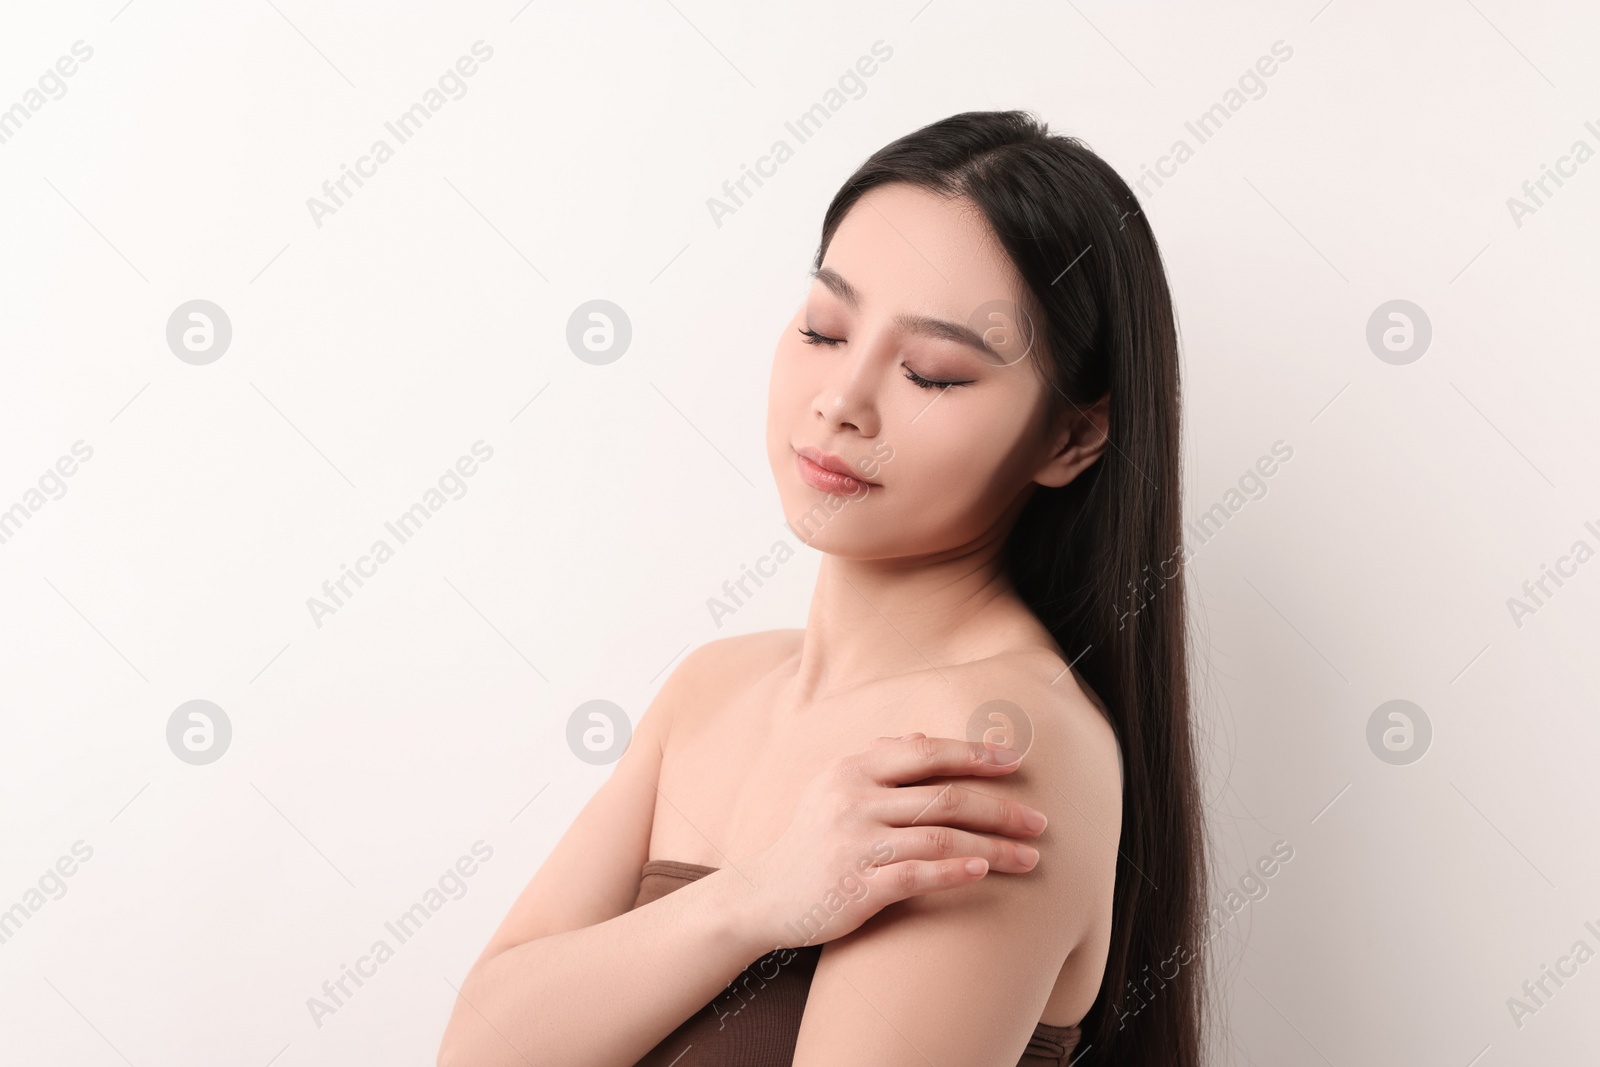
[872,782,1048,838]
[877,825,1041,874]
[867,731,929,750]
[851,735,1025,786]
[871,857,991,905]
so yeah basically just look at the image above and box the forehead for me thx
[819,182,1025,316]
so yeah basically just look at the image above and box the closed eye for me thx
[797,326,973,391]
[798,326,843,346]
[903,368,973,390]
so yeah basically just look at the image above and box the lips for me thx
[794,445,879,494]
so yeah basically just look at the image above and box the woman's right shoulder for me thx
[656,628,803,733]
[692,627,803,667]
[674,628,803,681]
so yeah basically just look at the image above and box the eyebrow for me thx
[811,267,1000,360]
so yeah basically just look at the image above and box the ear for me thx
[1034,393,1110,489]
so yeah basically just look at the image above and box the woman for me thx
[438,110,1206,1066]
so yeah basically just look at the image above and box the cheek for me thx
[767,338,816,470]
[767,341,808,431]
[771,340,807,389]
[889,393,1020,484]
[885,422,1005,507]
[881,400,1036,522]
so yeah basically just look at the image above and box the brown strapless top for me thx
[628,859,1084,1066]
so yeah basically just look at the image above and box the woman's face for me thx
[765,181,1069,559]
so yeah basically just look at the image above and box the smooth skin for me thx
[437,183,1122,1067]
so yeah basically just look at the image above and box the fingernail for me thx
[1016,845,1040,868]
[1022,809,1048,832]
[989,747,1022,764]
[964,858,988,876]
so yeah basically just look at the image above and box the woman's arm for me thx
[436,640,771,1067]
[438,868,770,1066]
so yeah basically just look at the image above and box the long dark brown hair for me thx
[814,111,1205,1065]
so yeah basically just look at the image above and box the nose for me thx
[811,336,883,437]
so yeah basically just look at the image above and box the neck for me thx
[787,533,1026,703]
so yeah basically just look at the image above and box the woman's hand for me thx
[733,733,1049,951]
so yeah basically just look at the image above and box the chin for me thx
[780,489,875,551]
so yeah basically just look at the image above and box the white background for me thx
[1,1,1597,1064]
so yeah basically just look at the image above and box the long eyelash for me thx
[798,327,969,390]
[798,327,842,346]
[904,369,972,390]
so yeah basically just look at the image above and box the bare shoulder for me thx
[889,646,1123,938]
[796,647,1125,1053]
[682,627,803,675]
[917,646,1121,800]
[658,628,803,733]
